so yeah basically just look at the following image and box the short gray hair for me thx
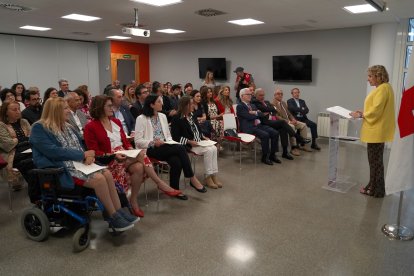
[58,79,68,86]
[239,88,251,97]
[107,88,121,98]
[255,88,264,96]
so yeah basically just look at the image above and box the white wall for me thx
[0,34,100,96]
[150,27,371,121]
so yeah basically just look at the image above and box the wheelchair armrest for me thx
[31,167,65,176]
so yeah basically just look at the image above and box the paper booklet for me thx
[114,149,142,158]
[326,106,353,119]
[164,140,180,145]
[73,161,106,175]
[197,140,217,147]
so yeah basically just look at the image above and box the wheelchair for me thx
[20,167,129,252]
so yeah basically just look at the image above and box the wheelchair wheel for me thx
[21,207,50,242]
[72,227,90,252]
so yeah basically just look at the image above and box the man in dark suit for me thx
[130,84,149,119]
[287,88,320,150]
[236,88,280,165]
[108,88,135,136]
[57,79,70,97]
[252,88,309,160]
[152,81,177,122]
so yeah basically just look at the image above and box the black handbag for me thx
[224,128,238,138]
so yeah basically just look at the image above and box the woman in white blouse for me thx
[135,94,207,200]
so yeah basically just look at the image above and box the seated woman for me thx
[122,84,136,108]
[190,89,212,138]
[30,97,137,232]
[135,94,207,200]
[84,95,181,217]
[43,87,58,104]
[0,88,26,111]
[201,86,224,145]
[171,97,222,189]
[0,101,33,191]
[215,86,235,115]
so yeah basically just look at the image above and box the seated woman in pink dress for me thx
[84,95,181,218]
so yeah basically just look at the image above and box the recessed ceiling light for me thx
[130,0,182,7]
[107,36,131,40]
[20,25,51,31]
[343,4,377,14]
[61,13,101,22]
[156,29,185,34]
[228,18,264,26]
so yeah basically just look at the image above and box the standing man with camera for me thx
[234,67,254,103]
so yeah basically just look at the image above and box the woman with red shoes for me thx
[84,95,181,217]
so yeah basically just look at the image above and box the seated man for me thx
[130,84,149,119]
[272,88,311,155]
[236,88,280,165]
[252,88,308,160]
[22,90,42,125]
[287,88,320,150]
[65,92,88,136]
[107,88,135,136]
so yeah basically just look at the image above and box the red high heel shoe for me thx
[131,206,145,218]
[159,188,182,197]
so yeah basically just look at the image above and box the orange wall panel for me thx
[110,41,150,82]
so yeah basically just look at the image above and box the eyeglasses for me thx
[275,93,283,95]
[244,94,252,96]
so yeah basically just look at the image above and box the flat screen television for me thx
[198,58,227,80]
[272,55,312,82]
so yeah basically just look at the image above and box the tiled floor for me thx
[1,139,414,275]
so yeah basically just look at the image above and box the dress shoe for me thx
[290,148,301,156]
[295,134,310,145]
[211,174,223,188]
[311,144,321,150]
[190,182,207,193]
[300,145,313,152]
[282,153,294,160]
[159,188,182,197]
[175,193,188,200]
[261,156,273,165]
[205,175,218,189]
[269,155,281,163]
[131,206,145,218]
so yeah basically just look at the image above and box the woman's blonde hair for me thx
[368,65,389,84]
[217,85,233,107]
[204,70,215,84]
[39,97,67,133]
[124,84,136,104]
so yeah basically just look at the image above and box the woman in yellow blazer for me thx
[351,65,395,198]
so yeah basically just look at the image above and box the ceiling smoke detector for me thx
[195,8,226,17]
[0,3,32,12]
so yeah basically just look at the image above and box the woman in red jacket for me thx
[84,95,181,217]
[215,86,234,115]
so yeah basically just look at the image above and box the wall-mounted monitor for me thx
[198,58,227,80]
[272,55,312,82]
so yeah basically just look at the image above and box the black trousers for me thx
[298,118,318,141]
[367,143,385,196]
[147,144,194,190]
[251,124,279,157]
[264,120,296,150]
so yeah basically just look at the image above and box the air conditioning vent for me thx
[195,8,226,17]
[0,3,32,12]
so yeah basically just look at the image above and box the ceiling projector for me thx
[122,27,150,37]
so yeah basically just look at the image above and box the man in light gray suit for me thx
[65,92,88,136]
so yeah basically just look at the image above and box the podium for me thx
[322,106,360,193]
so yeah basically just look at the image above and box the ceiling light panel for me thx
[130,0,182,7]
[228,18,264,26]
[20,25,51,31]
[107,36,131,40]
[61,14,101,22]
[343,4,377,14]
[156,29,185,34]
